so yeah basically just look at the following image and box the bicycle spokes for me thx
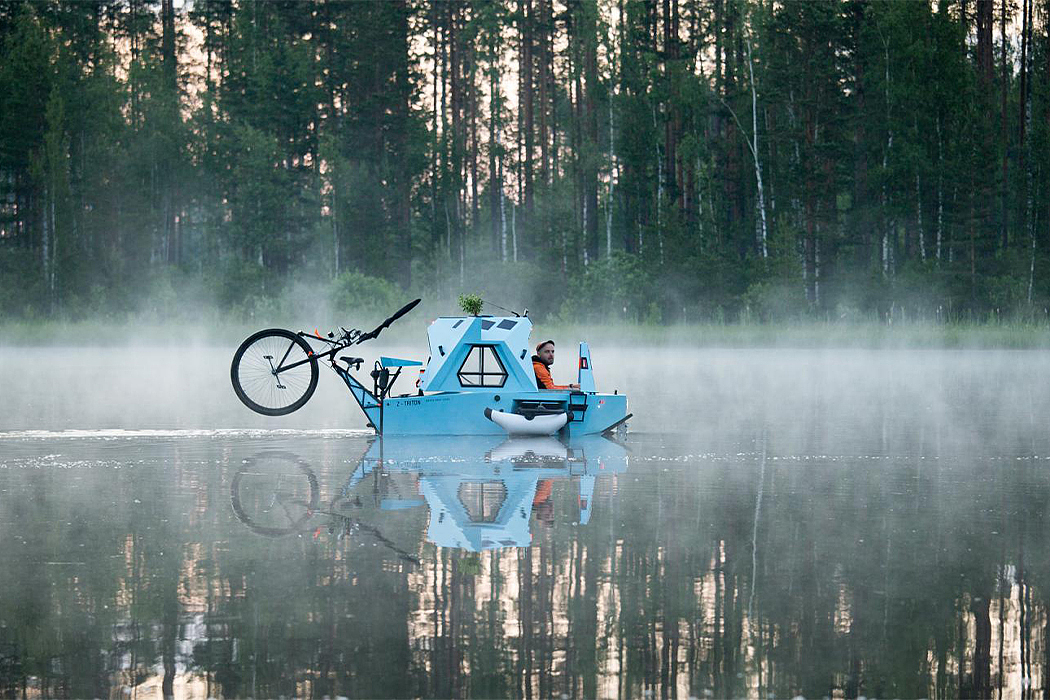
[263,354,287,389]
[231,329,319,416]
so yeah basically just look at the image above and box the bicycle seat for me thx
[340,356,364,370]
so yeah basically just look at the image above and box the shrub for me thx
[741,280,808,322]
[559,252,655,323]
[211,259,270,319]
[0,247,43,318]
[329,270,402,319]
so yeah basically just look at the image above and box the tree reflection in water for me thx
[0,429,1047,698]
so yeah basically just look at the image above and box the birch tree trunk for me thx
[881,35,893,276]
[1027,225,1035,305]
[161,0,178,266]
[696,156,703,245]
[521,0,534,212]
[916,173,925,261]
[999,0,1008,250]
[582,0,599,265]
[50,194,58,311]
[607,95,615,259]
[333,184,340,275]
[653,104,663,265]
[745,29,767,259]
[936,118,943,264]
[469,42,479,227]
[949,186,957,264]
[1018,0,1031,263]
[500,156,508,263]
[458,198,465,284]
[42,186,50,291]
[537,0,549,186]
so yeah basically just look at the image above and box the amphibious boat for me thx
[231,300,631,437]
[336,314,630,437]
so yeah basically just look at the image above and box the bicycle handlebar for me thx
[293,298,422,369]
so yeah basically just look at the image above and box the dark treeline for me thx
[1,0,1049,323]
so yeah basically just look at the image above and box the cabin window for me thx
[458,481,507,522]
[457,345,507,387]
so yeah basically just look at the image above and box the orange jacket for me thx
[533,357,570,390]
[532,479,554,506]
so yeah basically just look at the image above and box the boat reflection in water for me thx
[230,435,628,553]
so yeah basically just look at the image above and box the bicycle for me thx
[230,298,421,416]
[229,449,422,564]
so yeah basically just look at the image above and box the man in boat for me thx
[532,340,580,391]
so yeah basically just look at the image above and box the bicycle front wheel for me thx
[231,329,319,416]
[230,451,320,536]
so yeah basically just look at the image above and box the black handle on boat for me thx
[357,298,422,343]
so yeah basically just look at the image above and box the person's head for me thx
[536,340,556,366]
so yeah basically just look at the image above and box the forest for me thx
[0,0,1048,324]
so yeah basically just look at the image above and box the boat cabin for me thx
[418,315,538,393]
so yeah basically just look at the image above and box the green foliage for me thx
[987,272,1030,313]
[559,253,654,323]
[458,293,483,316]
[0,0,1046,329]
[0,6,53,162]
[213,259,270,318]
[741,281,808,322]
[330,271,402,317]
[0,247,42,318]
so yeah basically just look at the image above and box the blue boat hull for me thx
[370,390,628,436]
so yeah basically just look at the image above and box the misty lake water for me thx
[1,344,1049,698]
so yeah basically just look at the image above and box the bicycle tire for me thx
[231,328,319,416]
[230,451,320,536]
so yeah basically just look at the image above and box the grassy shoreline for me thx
[2,317,1049,349]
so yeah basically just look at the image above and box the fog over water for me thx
[4,343,1049,455]
[2,338,1049,697]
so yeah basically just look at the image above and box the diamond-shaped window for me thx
[457,345,507,387]
[458,481,507,522]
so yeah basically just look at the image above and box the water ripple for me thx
[0,428,371,441]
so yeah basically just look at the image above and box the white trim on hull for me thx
[483,408,568,436]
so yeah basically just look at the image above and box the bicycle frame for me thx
[331,362,383,431]
[287,329,403,434]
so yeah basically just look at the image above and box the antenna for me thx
[482,299,521,317]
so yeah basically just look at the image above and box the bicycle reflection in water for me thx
[229,435,629,556]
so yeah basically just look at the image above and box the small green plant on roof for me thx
[458,293,483,316]
[459,554,482,576]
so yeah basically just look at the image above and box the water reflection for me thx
[229,436,629,553]
[1,430,1048,698]
[230,451,320,537]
